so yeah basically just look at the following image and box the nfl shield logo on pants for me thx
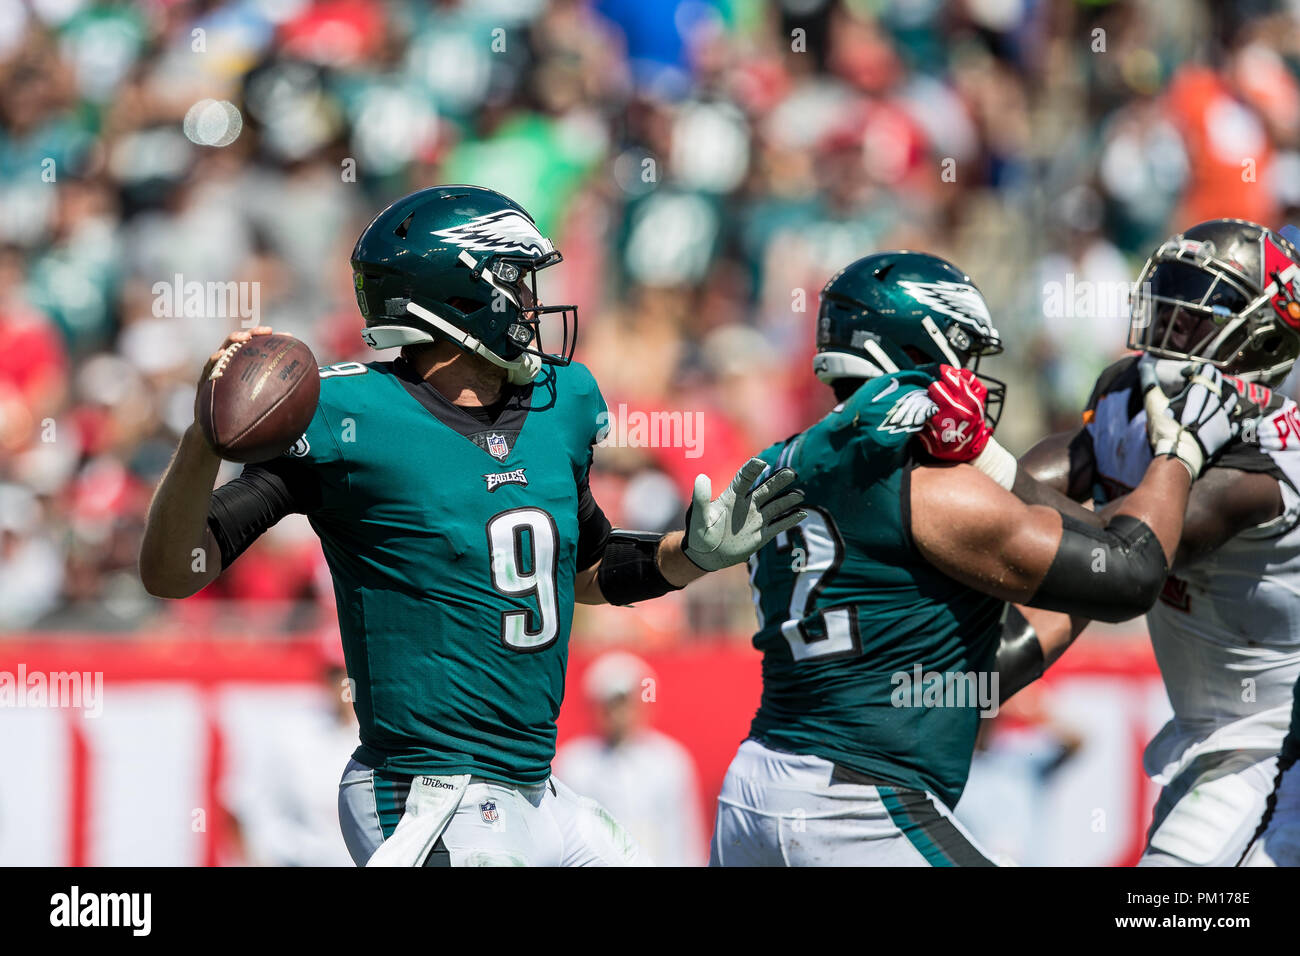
[479,800,499,824]
[486,433,509,460]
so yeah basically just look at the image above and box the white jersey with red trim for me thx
[1084,356,1300,785]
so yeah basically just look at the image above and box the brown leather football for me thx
[196,334,320,463]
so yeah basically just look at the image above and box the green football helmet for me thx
[814,250,1006,423]
[350,185,576,383]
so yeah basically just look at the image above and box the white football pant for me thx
[710,739,995,866]
[337,758,646,866]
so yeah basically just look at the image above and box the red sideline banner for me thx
[0,634,1165,866]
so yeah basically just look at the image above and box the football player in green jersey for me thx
[710,250,1241,866]
[139,185,806,867]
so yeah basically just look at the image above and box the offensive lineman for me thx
[709,251,1239,866]
[139,185,805,867]
[1018,220,1300,867]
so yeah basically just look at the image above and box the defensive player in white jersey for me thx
[1019,219,1300,867]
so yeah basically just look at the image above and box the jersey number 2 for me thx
[487,508,560,652]
[767,508,858,662]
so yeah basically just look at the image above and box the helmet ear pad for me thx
[812,350,896,384]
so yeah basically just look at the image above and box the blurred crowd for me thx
[4,0,1300,638]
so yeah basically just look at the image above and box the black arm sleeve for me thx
[575,475,612,572]
[995,606,1045,703]
[1026,514,1167,623]
[206,459,321,570]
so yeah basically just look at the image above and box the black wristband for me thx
[597,531,683,606]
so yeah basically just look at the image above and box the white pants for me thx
[709,739,994,867]
[1240,753,1300,866]
[338,759,645,866]
[1139,750,1278,867]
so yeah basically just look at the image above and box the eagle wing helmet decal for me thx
[897,279,1000,345]
[431,210,556,257]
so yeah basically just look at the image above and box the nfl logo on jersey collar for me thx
[486,433,509,460]
[480,800,499,824]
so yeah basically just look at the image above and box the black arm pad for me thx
[995,606,1044,703]
[596,531,683,606]
[1027,514,1168,623]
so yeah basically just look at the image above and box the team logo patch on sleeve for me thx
[879,390,939,435]
[431,210,555,257]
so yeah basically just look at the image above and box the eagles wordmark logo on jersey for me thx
[483,468,528,492]
[431,210,556,257]
[879,390,938,435]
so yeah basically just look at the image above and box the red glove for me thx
[918,365,992,461]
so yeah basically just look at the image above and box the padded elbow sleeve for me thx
[1027,514,1167,623]
[207,463,314,569]
[596,531,683,606]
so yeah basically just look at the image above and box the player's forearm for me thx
[139,425,223,598]
[1010,469,1102,527]
[1021,605,1090,667]
[657,530,708,588]
[1114,456,1192,565]
[1018,428,1095,501]
[998,605,1089,704]
[1018,458,1189,623]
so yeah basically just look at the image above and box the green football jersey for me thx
[292,358,606,783]
[746,370,1003,809]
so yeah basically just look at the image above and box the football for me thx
[196,334,319,463]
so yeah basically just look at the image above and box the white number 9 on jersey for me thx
[487,508,560,651]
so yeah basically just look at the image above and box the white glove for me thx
[682,458,807,571]
[1140,359,1241,480]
